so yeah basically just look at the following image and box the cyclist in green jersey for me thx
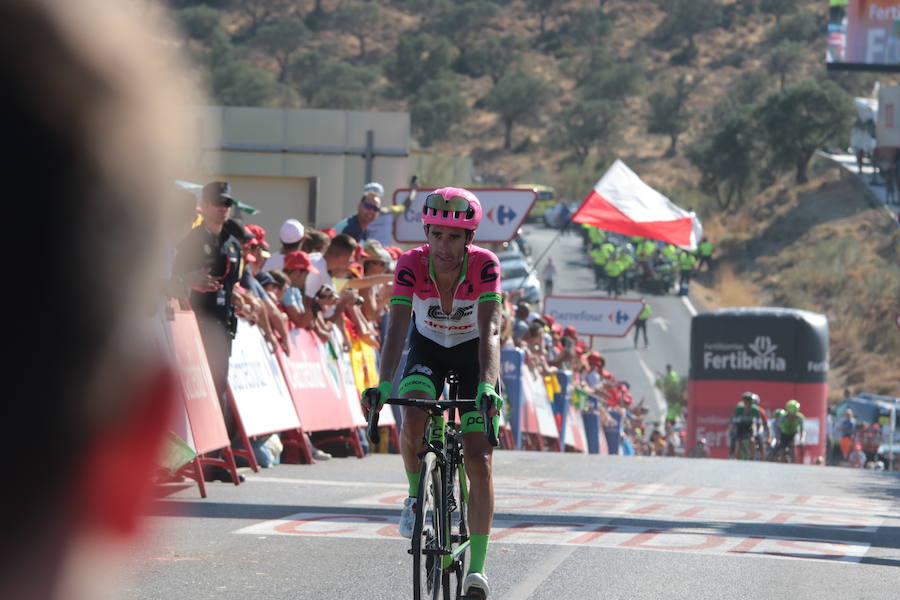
[730,392,762,459]
[774,399,805,461]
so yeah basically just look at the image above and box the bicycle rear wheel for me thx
[413,453,443,600]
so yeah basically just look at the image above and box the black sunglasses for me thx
[210,196,234,208]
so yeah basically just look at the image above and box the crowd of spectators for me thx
[170,179,697,470]
[831,405,897,470]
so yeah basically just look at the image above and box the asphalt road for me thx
[131,454,900,600]
[125,223,900,600]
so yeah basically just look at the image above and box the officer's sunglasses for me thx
[210,196,234,208]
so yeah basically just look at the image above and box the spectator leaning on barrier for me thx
[173,181,243,442]
[281,250,320,330]
[334,183,383,242]
[4,0,196,597]
[265,218,305,272]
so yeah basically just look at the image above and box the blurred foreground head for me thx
[2,0,195,597]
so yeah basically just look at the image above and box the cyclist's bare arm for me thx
[365,302,412,410]
[477,300,502,410]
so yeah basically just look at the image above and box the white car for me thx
[500,259,542,303]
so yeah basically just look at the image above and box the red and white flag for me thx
[572,159,702,249]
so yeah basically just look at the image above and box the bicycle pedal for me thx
[422,548,452,556]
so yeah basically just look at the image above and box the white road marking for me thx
[650,316,670,332]
[681,295,698,316]
[500,544,577,600]
[234,512,870,564]
[637,354,667,422]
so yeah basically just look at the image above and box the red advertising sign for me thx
[278,327,361,432]
[167,309,230,455]
[827,0,900,70]
[688,308,829,463]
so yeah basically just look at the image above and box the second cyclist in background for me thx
[730,392,762,460]
[773,399,805,463]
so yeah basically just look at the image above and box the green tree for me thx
[455,36,524,83]
[768,10,821,45]
[766,41,803,91]
[660,0,719,60]
[175,5,227,45]
[550,99,620,164]
[410,76,469,146]
[429,1,500,52]
[484,72,553,149]
[212,60,284,106]
[759,0,795,24]
[526,0,564,36]
[236,0,294,37]
[294,47,380,109]
[331,2,382,59]
[647,74,698,157]
[755,79,853,184]
[384,33,456,97]
[547,8,610,52]
[687,103,759,210]
[249,18,308,83]
[569,48,643,103]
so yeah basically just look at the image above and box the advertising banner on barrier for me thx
[279,327,358,432]
[566,404,587,453]
[229,319,301,436]
[318,330,366,427]
[688,308,829,462]
[167,309,230,454]
[528,368,561,441]
[582,413,610,455]
[502,349,558,447]
[350,338,395,426]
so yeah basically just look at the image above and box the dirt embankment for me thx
[691,159,900,402]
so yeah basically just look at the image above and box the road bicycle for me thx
[366,372,494,600]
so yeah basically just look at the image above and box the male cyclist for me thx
[774,399,805,462]
[364,187,503,600]
[730,392,762,459]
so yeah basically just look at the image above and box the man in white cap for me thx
[334,182,384,242]
[265,218,305,272]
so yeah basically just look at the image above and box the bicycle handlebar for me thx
[364,395,500,447]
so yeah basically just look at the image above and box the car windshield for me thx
[502,266,529,280]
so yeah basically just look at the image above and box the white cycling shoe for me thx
[463,572,490,599]
[398,497,416,538]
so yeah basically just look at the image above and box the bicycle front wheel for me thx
[413,453,443,600]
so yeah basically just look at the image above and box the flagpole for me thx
[517,215,575,291]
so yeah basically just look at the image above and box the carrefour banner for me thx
[690,308,828,383]
[827,0,900,71]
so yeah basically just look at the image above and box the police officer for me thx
[173,181,244,440]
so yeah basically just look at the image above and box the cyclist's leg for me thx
[397,333,447,538]
[461,427,493,577]
[453,349,495,593]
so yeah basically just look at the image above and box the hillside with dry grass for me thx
[165,0,899,401]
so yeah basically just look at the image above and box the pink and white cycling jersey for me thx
[391,244,502,348]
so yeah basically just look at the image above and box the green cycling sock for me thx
[467,534,489,575]
[406,471,420,497]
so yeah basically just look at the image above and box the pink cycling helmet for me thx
[421,187,482,231]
